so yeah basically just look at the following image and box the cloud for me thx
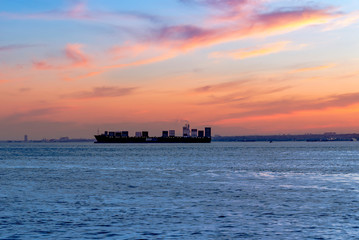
[0,1,162,24]
[192,80,250,93]
[292,63,336,73]
[62,70,103,82]
[8,1,344,75]
[324,10,359,31]
[66,86,138,99]
[64,44,90,66]
[199,85,292,105]
[179,0,250,9]
[104,6,336,70]
[143,7,337,53]
[33,43,90,70]
[210,41,293,59]
[0,44,42,52]
[32,61,56,70]
[226,92,359,118]
[18,87,31,92]
[104,49,177,69]
[110,43,149,60]
[4,107,69,122]
[183,0,264,24]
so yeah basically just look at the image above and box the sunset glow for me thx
[1,0,359,139]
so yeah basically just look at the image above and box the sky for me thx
[1,0,359,140]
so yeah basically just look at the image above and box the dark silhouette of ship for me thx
[95,124,211,143]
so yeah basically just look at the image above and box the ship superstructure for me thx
[95,124,211,143]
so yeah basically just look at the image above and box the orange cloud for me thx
[62,70,104,82]
[110,43,149,60]
[104,49,177,69]
[210,41,292,59]
[292,63,336,73]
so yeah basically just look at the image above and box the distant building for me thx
[142,131,149,138]
[24,135,28,142]
[191,129,198,137]
[135,132,142,137]
[169,130,175,137]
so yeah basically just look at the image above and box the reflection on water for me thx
[1,142,359,239]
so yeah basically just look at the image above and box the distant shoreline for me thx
[213,133,359,142]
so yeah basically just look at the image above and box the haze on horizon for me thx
[1,0,359,140]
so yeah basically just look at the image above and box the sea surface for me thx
[0,141,359,239]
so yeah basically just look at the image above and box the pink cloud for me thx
[13,1,344,75]
[4,106,70,122]
[103,6,337,70]
[104,48,177,69]
[110,43,149,60]
[205,0,263,23]
[210,41,292,59]
[128,6,337,58]
[192,80,250,93]
[254,7,338,29]
[33,43,90,70]
[33,61,56,70]
[67,1,87,19]
[180,0,251,9]
[66,86,138,99]
[65,44,90,67]
[62,70,103,82]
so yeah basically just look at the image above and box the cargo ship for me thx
[95,124,211,143]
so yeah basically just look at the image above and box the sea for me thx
[0,141,358,239]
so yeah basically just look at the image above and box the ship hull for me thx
[94,135,211,143]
